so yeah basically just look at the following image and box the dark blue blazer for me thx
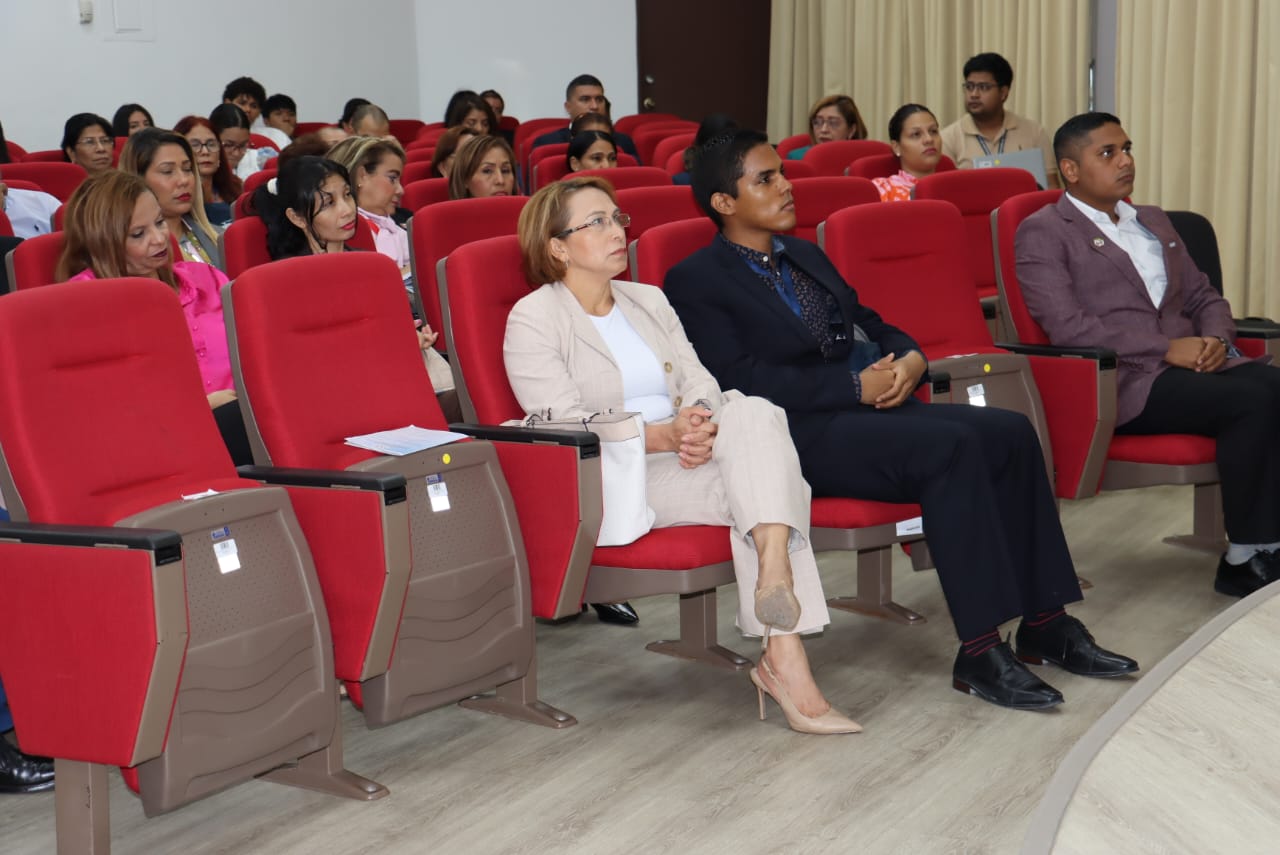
[664,234,920,453]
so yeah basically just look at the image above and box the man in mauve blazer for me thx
[1015,112,1280,598]
[664,129,1137,710]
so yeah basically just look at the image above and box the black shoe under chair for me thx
[1213,550,1280,598]
[1015,615,1139,678]
[590,602,640,625]
[0,733,54,794]
[952,642,1063,710]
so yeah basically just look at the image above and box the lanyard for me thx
[976,129,1007,156]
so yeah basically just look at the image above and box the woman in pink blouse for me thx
[54,170,252,464]
[873,104,943,202]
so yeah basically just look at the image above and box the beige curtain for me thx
[768,0,1090,147]
[1118,0,1280,316]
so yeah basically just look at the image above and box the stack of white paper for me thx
[344,425,467,456]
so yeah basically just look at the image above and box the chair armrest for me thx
[0,521,181,557]
[0,523,188,765]
[996,342,1119,369]
[237,465,407,504]
[449,422,601,458]
[1235,316,1280,336]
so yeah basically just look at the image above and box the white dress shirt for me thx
[1066,193,1168,308]
[2,187,61,239]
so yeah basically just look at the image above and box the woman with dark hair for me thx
[119,128,221,263]
[210,103,253,176]
[480,89,505,122]
[787,95,869,160]
[259,156,358,259]
[445,92,499,136]
[55,170,251,465]
[112,103,154,137]
[430,127,478,179]
[448,136,516,199]
[60,113,114,175]
[565,131,617,172]
[873,104,943,202]
[175,115,242,226]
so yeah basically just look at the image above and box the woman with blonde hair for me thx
[504,177,861,734]
[54,170,250,464]
[118,128,221,264]
[787,94,869,160]
[327,135,412,274]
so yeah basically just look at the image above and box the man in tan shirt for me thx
[940,52,1059,187]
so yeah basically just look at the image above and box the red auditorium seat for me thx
[632,122,699,165]
[19,149,65,163]
[0,278,385,852]
[401,161,436,185]
[531,154,643,190]
[848,152,957,180]
[401,176,449,211]
[651,133,696,176]
[408,195,528,350]
[0,162,88,202]
[613,112,683,137]
[615,184,702,244]
[226,252,574,727]
[776,133,811,158]
[387,119,426,147]
[787,176,879,242]
[4,232,65,291]
[801,139,893,176]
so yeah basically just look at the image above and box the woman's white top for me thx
[588,304,674,423]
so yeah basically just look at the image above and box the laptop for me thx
[972,148,1049,190]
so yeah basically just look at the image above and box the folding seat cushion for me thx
[407,195,527,350]
[227,252,573,725]
[787,176,878,242]
[0,278,382,850]
[993,190,1224,552]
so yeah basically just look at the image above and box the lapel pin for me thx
[1092,237,1105,248]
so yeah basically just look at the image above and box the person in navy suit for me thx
[531,75,640,161]
[1016,112,1280,598]
[664,129,1136,710]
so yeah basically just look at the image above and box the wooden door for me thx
[634,0,771,130]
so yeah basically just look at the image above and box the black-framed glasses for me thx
[962,82,999,94]
[188,140,220,153]
[221,140,249,153]
[555,211,631,239]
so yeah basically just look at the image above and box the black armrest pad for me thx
[996,342,1118,369]
[1235,319,1280,338]
[449,422,601,451]
[237,465,407,492]
[0,522,182,558]
[927,370,951,394]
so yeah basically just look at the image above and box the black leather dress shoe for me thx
[952,642,1063,710]
[590,601,639,626]
[1016,615,1139,677]
[0,736,54,794]
[1214,551,1280,598]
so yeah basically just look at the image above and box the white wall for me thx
[413,0,637,125]
[0,0,639,152]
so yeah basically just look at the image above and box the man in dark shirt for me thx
[531,74,640,160]
[663,129,1136,710]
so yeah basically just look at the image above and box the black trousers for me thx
[799,400,1081,640]
[213,399,254,467]
[1116,361,1280,543]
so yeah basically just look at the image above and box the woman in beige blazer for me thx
[504,177,859,734]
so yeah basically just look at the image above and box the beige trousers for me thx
[645,396,830,636]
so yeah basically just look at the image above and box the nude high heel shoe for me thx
[750,644,862,735]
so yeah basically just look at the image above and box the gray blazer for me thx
[503,279,733,422]
[1014,194,1244,424]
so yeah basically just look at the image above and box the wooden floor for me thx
[0,484,1238,855]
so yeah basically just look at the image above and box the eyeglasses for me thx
[963,82,1000,94]
[221,140,249,154]
[188,140,220,153]
[810,116,846,129]
[555,211,631,239]
[76,136,113,149]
